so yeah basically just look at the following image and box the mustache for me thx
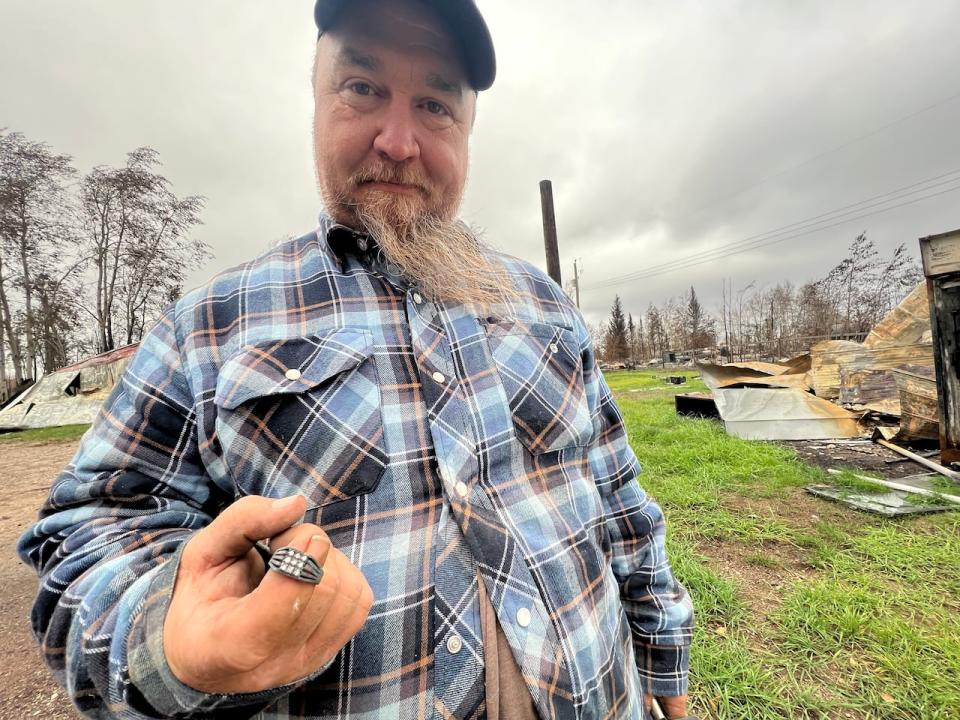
[351,163,430,194]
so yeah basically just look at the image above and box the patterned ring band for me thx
[268,546,324,585]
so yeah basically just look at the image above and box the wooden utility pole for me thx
[572,259,581,308]
[539,180,562,286]
[919,228,960,467]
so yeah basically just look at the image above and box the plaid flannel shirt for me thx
[18,215,693,720]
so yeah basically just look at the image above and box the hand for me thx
[163,495,373,694]
[645,694,690,719]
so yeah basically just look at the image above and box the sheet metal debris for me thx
[810,283,934,401]
[838,368,899,415]
[711,388,862,440]
[863,282,932,349]
[805,485,954,516]
[0,344,137,431]
[687,283,943,444]
[697,361,812,391]
[891,365,938,441]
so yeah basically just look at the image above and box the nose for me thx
[372,101,420,163]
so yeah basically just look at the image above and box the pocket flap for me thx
[215,327,374,410]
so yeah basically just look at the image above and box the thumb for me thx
[187,495,307,568]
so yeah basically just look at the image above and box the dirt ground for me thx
[1,440,81,719]
[783,438,941,479]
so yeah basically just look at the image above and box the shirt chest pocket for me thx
[484,319,594,454]
[214,328,388,508]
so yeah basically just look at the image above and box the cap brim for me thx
[314,0,495,91]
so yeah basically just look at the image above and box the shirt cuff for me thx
[634,642,690,698]
[127,541,331,717]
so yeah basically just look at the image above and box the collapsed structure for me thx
[0,345,137,431]
[685,282,936,442]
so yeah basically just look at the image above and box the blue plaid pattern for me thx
[18,216,693,719]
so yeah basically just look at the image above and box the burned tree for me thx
[79,148,207,352]
[0,130,77,380]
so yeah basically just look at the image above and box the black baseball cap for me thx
[314,0,496,91]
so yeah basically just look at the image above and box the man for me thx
[18,1,694,718]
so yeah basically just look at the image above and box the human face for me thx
[312,0,475,227]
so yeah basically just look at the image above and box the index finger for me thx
[186,495,307,568]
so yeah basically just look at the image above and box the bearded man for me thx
[19,1,695,718]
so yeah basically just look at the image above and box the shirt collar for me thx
[318,212,411,292]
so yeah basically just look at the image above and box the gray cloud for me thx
[3,0,959,328]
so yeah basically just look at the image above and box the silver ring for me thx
[268,546,324,585]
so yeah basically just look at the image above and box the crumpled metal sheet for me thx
[809,340,933,399]
[725,360,793,375]
[864,282,932,349]
[712,387,862,440]
[697,362,812,392]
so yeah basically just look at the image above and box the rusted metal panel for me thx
[811,285,935,401]
[698,362,812,391]
[863,282,931,349]
[809,340,933,399]
[712,388,862,440]
[838,368,899,415]
[781,353,812,375]
[59,343,138,373]
[891,365,938,441]
[725,360,793,375]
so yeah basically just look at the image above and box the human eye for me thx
[422,99,449,116]
[347,80,376,97]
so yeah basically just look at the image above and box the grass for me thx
[0,424,91,443]
[610,369,960,720]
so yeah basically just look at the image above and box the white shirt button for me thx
[285,368,302,381]
[516,607,532,628]
[549,343,559,354]
[413,292,423,304]
[446,635,463,654]
[455,481,469,498]
[432,371,446,384]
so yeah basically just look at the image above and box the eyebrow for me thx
[426,73,463,101]
[336,45,464,102]
[336,46,383,73]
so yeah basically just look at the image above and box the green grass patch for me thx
[611,370,960,719]
[0,424,91,443]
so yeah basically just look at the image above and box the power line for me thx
[585,177,960,291]
[588,183,960,289]
[662,88,960,222]
[585,168,960,289]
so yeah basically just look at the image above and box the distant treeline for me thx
[598,233,922,363]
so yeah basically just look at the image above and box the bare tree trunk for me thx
[0,316,6,404]
[18,233,36,379]
[0,258,24,385]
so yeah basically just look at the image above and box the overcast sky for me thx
[3,0,959,327]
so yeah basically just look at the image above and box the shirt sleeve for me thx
[15,305,296,718]
[579,325,695,698]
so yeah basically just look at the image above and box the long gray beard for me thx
[350,193,519,308]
